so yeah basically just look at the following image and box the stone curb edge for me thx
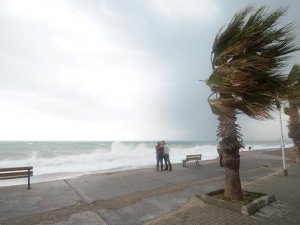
[196,190,276,216]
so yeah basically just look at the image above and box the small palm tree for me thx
[284,64,300,165]
[207,5,299,200]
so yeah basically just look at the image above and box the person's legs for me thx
[163,155,168,170]
[156,155,159,171]
[159,154,164,171]
[166,154,172,171]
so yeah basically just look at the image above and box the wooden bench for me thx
[182,154,202,167]
[0,166,33,189]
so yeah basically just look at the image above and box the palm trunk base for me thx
[296,152,300,166]
[223,154,242,200]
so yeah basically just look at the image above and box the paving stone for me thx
[48,211,107,225]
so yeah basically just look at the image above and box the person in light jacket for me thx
[162,141,172,171]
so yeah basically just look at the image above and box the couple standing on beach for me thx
[155,141,172,172]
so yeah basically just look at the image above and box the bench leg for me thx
[28,169,31,190]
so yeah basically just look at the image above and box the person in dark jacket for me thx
[155,141,164,172]
[217,146,223,167]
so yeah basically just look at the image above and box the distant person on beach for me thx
[155,141,164,172]
[217,146,223,167]
[249,146,251,151]
[162,141,172,171]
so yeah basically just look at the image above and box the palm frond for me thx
[286,64,300,105]
[288,64,300,83]
[207,5,300,119]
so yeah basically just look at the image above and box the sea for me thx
[0,140,292,186]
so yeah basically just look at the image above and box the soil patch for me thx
[211,190,265,205]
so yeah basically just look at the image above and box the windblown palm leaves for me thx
[206,5,299,200]
[207,5,299,120]
[285,65,300,106]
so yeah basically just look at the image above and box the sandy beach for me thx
[1,148,299,225]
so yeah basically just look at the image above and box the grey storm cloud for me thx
[0,0,300,141]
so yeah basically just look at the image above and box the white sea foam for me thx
[0,140,292,186]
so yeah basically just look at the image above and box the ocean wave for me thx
[0,141,292,176]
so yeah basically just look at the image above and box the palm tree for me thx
[207,5,299,200]
[284,64,300,165]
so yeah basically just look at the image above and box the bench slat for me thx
[0,171,33,178]
[0,175,30,180]
[0,166,33,172]
[186,154,202,157]
[186,156,201,158]
[186,157,201,161]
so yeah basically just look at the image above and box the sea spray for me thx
[0,141,292,178]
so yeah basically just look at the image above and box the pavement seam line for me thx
[242,164,291,187]
[64,179,86,203]
[95,211,109,225]
[1,162,284,225]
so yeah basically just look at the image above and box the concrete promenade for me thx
[0,150,299,225]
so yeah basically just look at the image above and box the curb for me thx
[197,189,276,216]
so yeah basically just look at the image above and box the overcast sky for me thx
[1,0,300,141]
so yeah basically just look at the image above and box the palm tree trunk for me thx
[218,110,243,200]
[292,137,300,165]
[296,151,300,165]
[293,138,300,165]
[286,102,300,165]
[223,153,241,199]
